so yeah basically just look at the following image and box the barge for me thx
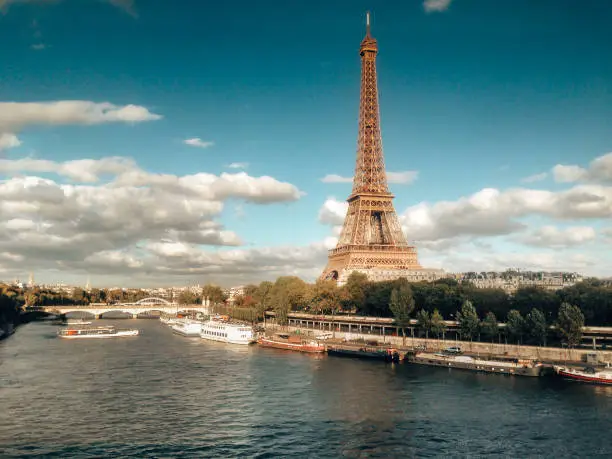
[327,346,400,363]
[405,351,547,377]
[258,334,325,353]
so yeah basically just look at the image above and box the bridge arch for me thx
[134,297,173,305]
[64,310,96,319]
[99,310,133,319]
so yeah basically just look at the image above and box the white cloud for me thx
[387,170,418,184]
[321,174,353,183]
[0,133,21,151]
[553,164,587,183]
[552,152,612,184]
[602,228,612,243]
[227,162,249,169]
[30,43,46,51]
[321,170,418,185]
[0,101,161,150]
[184,137,214,149]
[423,244,606,276]
[0,156,136,182]
[318,198,348,225]
[423,0,453,13]
[521,172,548,183]
[517,226,597,248]
[0,155,305,284]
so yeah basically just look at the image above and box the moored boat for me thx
[554,364,612,385]
[327,346,400,362]
[406,351,547,377]
[200,319,254,345]
[170,319,202,337]
[58,326,139,339]
[258,334,325,353]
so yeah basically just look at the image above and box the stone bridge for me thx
[42,297,209,319]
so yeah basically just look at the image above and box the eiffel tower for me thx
[321,13,442,285]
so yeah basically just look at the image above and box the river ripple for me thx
[1,320,611,458]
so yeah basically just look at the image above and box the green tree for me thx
[512,286,559,320]
[416,309,431,338]
[430,309,447,338]
[269,276,309,326]
[254,281,273,322]
[557,302,584,347]
[457,300,479,341]
[389,280,415,344]
[310,280,342,315]
[525,308,547,346]
[178,290,199,305]
[505,309,525,344]
[481,311,499,343]
[345,271,369,312]
[201,284,227,305]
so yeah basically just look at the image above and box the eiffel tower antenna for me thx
[320,13,443,285]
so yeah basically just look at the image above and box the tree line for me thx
[220,274,611,347]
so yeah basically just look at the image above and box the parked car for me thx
[444,346,462,355]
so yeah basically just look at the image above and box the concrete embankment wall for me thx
[266,324,612,364]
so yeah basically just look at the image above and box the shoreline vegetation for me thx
[212,274,612,350]
[3,275,612,349]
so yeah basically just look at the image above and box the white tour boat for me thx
[171,319,202,337]
[200,319,254,345]
[58,326,139,339]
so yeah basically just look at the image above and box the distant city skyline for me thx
[1,0,611,287]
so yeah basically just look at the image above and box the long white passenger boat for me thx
[171,319,202,337]
[200,319,255,345]
[58,326,139,339]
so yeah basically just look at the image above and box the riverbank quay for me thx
[263,323,612,365]
[0,311,54,341]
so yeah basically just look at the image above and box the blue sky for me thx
[0,0,611,286]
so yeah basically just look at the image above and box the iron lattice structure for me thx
[321,13,422,283]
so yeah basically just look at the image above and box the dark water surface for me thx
[1,320,612,458]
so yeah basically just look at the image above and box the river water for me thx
[1,320,611,458]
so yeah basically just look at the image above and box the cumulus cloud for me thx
[318,198,348,226]
[521,172,548,183]
[423,0,453,13]
[321,174,353,183]
[0,133,21,151]
[321,170,418,185]
[0,155,305,284]
[0,156,136,182]
[552,152,612,184]
[0,101,161,132]
[517,226,597,248]
[184,138,214,149]
[227,162,248,169]
[318,183,612,250]
[0,100,161,149]
[423,244,605,276]
[387,170,418,184]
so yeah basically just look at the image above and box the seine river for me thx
[1,320,612,458]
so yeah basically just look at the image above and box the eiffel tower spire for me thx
[350,10,390,198]
[320,13,442,285]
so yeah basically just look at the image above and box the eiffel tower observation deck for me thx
[321,12,445,286]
